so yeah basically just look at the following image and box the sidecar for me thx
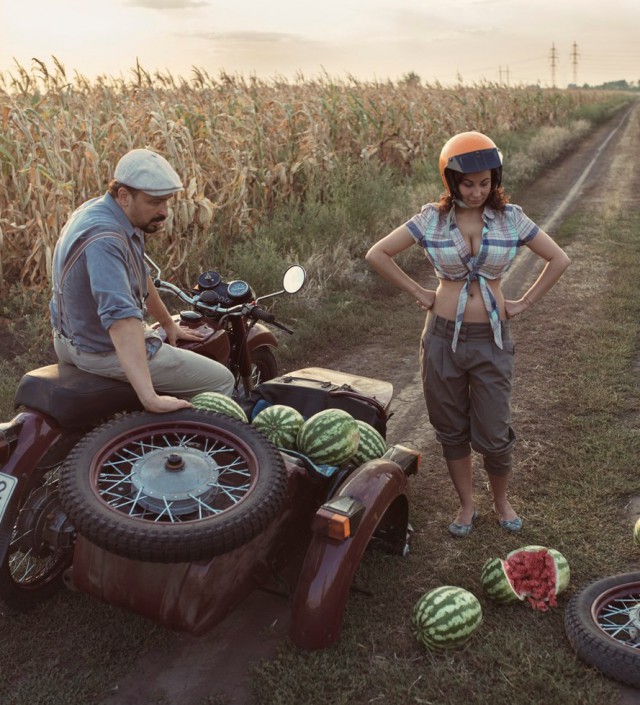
[2,366,418,650]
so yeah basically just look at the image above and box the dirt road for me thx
[103,102,639,705]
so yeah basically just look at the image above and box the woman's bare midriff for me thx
[431,278,505,322]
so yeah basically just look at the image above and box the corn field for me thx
[0,58,624,291]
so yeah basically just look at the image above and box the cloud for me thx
[124,0,210,9]
[193,30,305,45]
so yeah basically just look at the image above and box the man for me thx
[50,148,234,413]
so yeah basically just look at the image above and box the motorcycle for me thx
[0,260,419,650]
[565,572,640,688]
[148,254,306,397]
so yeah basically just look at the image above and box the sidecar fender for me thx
[290,450,417,650]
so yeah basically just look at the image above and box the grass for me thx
[1,114,639,704]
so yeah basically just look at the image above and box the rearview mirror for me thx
[282,265,306,294]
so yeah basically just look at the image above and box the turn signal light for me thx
[312,496,365,541]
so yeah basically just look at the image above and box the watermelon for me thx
[411,586,482,651]
[190,391,248,423]
[296,408,360,466]
[351,420,387,465]
[481,545,570,611]
[252,404,304,449]
[634,517,640,547]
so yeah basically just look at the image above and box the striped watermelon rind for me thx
[634,517,640,547]
[351,420,387,465]
[296,409,360,466]
[480,557,522,604]
[190,392,248,423]
[411,585,483,651]
[252,404,304,450]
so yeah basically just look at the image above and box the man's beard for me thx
[141,218,166,233]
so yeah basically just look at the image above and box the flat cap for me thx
[114,148,183,196]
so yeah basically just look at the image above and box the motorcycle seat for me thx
[14,363,142,428]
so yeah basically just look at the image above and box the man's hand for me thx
[162,319,205,346]
[143,393,193,414]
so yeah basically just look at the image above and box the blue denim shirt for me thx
[49,193,148,353]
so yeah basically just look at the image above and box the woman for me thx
[366,131,570,536]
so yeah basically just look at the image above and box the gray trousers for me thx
[54,331,235,399]
[420,314,516,476]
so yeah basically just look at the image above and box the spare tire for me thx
[59,409,287,563]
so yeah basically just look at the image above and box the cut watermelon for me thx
[481,545,570,612]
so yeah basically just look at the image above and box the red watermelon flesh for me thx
[504,549,557,612]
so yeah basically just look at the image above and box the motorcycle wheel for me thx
[59,409,287,563]
[564,572,640,687]
[250,346,278,386]
[0,460,73,612]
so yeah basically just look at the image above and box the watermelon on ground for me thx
[296,408,360,466]
[481,545,570,611]
[252,404,304,449]
[190,391,248,423]
[411,586,482,651]
[351,420,387,465]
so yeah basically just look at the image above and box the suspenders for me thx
[53,231,146,343]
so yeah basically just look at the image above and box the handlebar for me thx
[249,307,275,323]
[153,278,294,334]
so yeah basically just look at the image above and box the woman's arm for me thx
[366,225,436,310]
[504,230,571,318]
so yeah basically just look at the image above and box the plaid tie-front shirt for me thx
[405,204,539,351]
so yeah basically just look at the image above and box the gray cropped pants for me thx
[420,314,516,476]
[53,330,235,399]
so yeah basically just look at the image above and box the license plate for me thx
[0,472,18,524]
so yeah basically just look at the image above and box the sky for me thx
[1,0,638,88]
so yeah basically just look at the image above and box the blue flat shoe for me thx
[498,516,523,532]
[448,509,478,537]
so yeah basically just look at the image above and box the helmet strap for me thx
[453,198,472,209]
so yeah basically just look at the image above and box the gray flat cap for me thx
[114,149,183,196]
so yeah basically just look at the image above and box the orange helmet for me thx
[439,131,503,198]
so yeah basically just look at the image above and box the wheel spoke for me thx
[596,594,640,648]
[93,424,258,523]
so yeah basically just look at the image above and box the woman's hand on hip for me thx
[415,288,436,310]
[504,298,531,319]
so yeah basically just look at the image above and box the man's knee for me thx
[215,366,235,396]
